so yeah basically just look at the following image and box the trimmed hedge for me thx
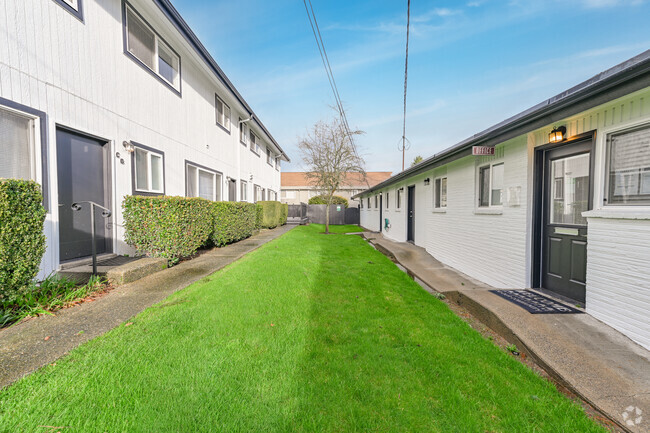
[308,195,349,208]
[0,179,46,301]
[211,202,258,247]
[255,204,264,230]
[257,201,287,229]
[123,196,213,264]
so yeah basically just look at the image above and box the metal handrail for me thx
[71,201,112,275]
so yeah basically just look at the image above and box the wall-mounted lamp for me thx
[424,178,430,185]
[549,126,566,143]
[123,140,135,153]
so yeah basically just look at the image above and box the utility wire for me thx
[399,0,411,171]
[302,0,363,179]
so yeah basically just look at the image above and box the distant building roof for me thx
[281,172,392,188]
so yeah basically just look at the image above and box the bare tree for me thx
[299,116,365,234]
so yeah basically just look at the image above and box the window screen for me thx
[127,10,155,70]
[491,163,504,206]
[0,109,32,180]
[607,125,650,204]
[198,170,215,201]
[158,41,178,86]
[135,148,149,191]
[479,166,490,207]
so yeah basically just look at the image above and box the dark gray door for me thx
[57,128,111,262]
[407,185,415,242]
[228,178,237,201]
[541,141,591,303]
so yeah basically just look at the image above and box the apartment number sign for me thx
[472,146,495,155]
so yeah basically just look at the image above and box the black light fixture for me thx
[424,178,430,185]
[549,126,566,143]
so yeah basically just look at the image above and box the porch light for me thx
[549,126,566,143]
[122,140,135,153]
[424,178,430,185]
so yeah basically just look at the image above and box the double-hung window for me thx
[239,120,248,145]
[254,184,262,202]
[134,146,164,194]
[125,5,180,91]
[0,107,36,181]
[267,147,273,166]
[397,188,403,209]
[275,157,281,171]
[250,131,260,155]
[434,177,447,209]
[186,162,221,201]
[215,95,230,132]
[240,180,248,201]
[606,124,650,205]
[478,163,503,207]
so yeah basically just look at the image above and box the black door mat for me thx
[489,289,584,314]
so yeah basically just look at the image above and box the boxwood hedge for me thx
[0,179,46,301]
[257,201,288,229]
[211,202,258,247]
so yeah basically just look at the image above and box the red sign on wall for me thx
[472,146,495,156]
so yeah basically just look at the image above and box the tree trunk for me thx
[325,203,330,234]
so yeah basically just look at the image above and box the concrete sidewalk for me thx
[364,232,650,433]
[0,224,295,389]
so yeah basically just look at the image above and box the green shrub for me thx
[122,196,213,264]
[211,202,258,247]
[257,201,284,229]
[280,203,288,225]
[0,179,46,302]
[255,205,264,229]
[308,195,349,208]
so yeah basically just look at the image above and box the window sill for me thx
[474,208,503,215]
[124,52,181,97]
[432,208,447,214]
[216,123,231,135]
[250,148,260,157]
[240,140,248,146]
[583,208,650,220]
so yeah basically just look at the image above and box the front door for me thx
[57,128,111,262]
[407,185,415,242]
[541,141,591,303]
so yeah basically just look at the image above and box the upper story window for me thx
[606,123,650,205]
[0,107,36,181]
[125,5,180,92]
[434,177,447,209]
[186,162,221,201]
[267,147,274,166]
[250,131,260,155]
[478,163,503,207]
[215,95,231,132]
[275,157,281,171]
[54,0,83,20]
[134,145,164,194]
[239,120,248,145]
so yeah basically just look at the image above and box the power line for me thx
[301,0,362,167]
[399,0,411,171]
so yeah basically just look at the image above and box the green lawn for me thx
[311,223,363,234]
[0,225,604,432]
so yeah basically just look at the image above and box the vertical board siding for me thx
[0,0,283,277]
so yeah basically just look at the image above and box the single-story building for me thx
[356,51,650,351]
[0,0,289,277]
[281,172,392,207]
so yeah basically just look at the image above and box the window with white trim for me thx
[239,119,248,145]
[434,177,447,209]
[367,197,371,208]
[267,147,273,165]
[240,180,248,201]
[478,163,503,207]
[397,188,403,209]
[125,5,180,90]
[186,163,221,201]
[385,192,389,209]
[134,147,164,194]
[254,184,262,202]
[250,131,261,154]
[283,190,296,199]
[606,124,650,205]
[374,195,378,208]
[215,95,230,131]
[0,107,36,181]
[275,157,281,171]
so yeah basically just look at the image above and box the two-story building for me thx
[0,0,289,276]
[357,51,650,350]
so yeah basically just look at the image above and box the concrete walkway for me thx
[364,232,650,433]
[0,224,295,389]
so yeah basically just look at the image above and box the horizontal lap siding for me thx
[586,218,650,350]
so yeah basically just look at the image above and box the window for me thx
[397,188,403,209]
[367,197,371,208]
[54,0,83,20]
[275,157,281,171]
[0,108,35,181]
[250,131,261,155]
[606,124,650,205]
[269,190,277,201]
[360,199,363,209]
[239,119,248,145]
[267,147,273,166]
[215,95,230,132]
[240,180,248,201]
[254,184,262,202]
[186,162,221,201]
[385,192,389,209]
[134,146,164,194]
[283,190,296,199]
[434,177,447,208]
[125,5,180,91]
[478,163,503,207]
[374,195,378,208]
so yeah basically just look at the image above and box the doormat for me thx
[489,290,583,314]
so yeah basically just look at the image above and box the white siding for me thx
[1,0,284,276]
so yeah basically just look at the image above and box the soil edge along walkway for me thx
[0,224,295,389]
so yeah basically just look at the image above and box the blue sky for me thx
[171,0,650,173]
